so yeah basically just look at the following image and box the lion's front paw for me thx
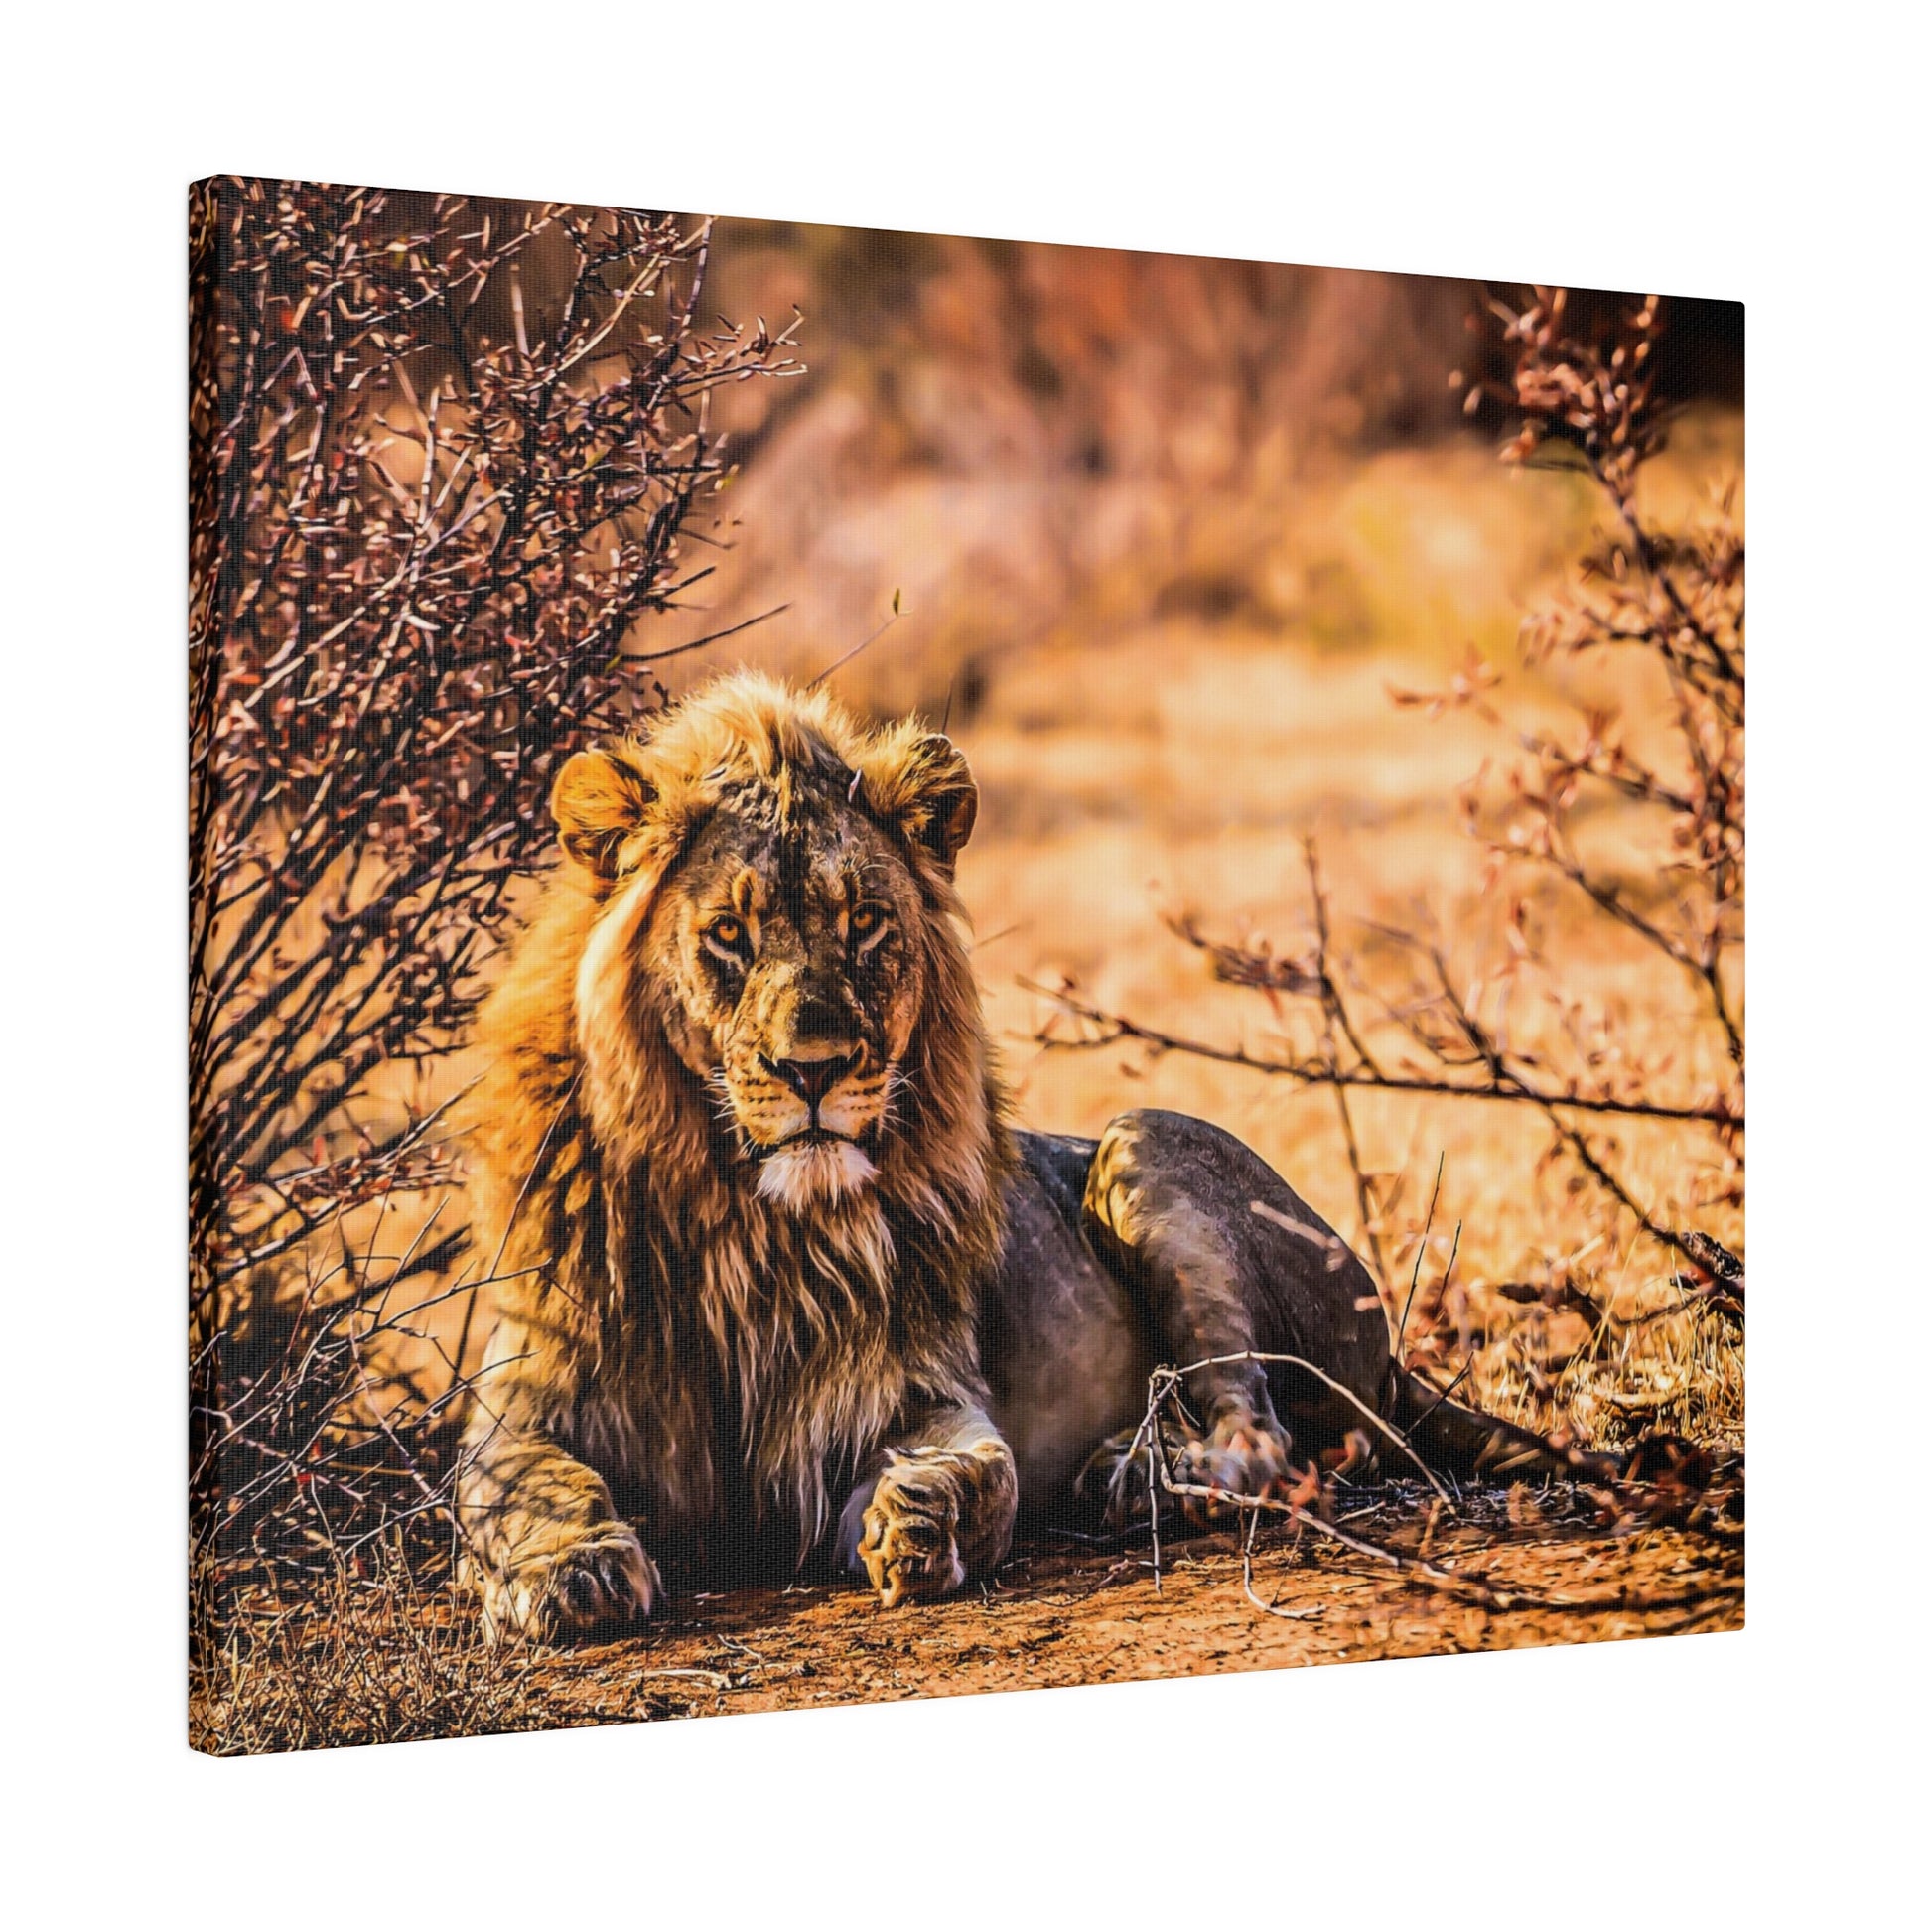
[478,1526,660,1643]
[858,1449,971,1608]
[854,1438,1021,1609]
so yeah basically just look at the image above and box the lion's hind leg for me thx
[1080,1108,1607,1493]
[1080,1109,1400,1511]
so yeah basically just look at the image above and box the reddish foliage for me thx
[190,179,797,1309]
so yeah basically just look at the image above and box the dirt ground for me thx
[485,1493,1743,1736]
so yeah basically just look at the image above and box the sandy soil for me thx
[496,1498,1742,1736]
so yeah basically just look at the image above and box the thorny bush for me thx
[189,180,796,1661]
[1036,288,1744,1387]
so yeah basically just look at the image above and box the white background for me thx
[1,5,1922,1924]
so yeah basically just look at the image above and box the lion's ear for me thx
[885,732,978,877]
[552,747,655,883]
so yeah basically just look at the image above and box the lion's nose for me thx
[762,1052,859,1109]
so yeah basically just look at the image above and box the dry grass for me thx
[192,1546,546,1755]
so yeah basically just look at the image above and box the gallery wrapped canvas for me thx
[189,178,1743,1754]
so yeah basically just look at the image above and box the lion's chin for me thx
[755,1139,879,1212]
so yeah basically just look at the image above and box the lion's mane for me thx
[465,674,1013,1557]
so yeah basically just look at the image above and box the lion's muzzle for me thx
[760,1049,861,1113]
[734,1045,890,1208]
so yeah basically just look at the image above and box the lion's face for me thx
[552,676,983,1217]
[646,787,930,1207]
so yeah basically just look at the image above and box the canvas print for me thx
[189,179,1744,1754]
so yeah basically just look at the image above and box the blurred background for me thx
[647,223,1743,1340]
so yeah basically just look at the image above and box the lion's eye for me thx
[704,916,750,963]
[850,903,890,951]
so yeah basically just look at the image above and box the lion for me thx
[457,670,1570,1637]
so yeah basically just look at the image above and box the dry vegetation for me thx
[1025,288,1743,1467]
[190,193,1742,1753]
[188,179,795,1731]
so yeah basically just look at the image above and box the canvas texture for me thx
[189,178,1744,1754]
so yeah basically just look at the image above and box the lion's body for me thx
[458,673,1562,1635]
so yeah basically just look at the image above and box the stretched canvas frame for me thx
[189,177,1744,1754]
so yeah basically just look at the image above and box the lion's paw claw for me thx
[1175,1415,1297,1504]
